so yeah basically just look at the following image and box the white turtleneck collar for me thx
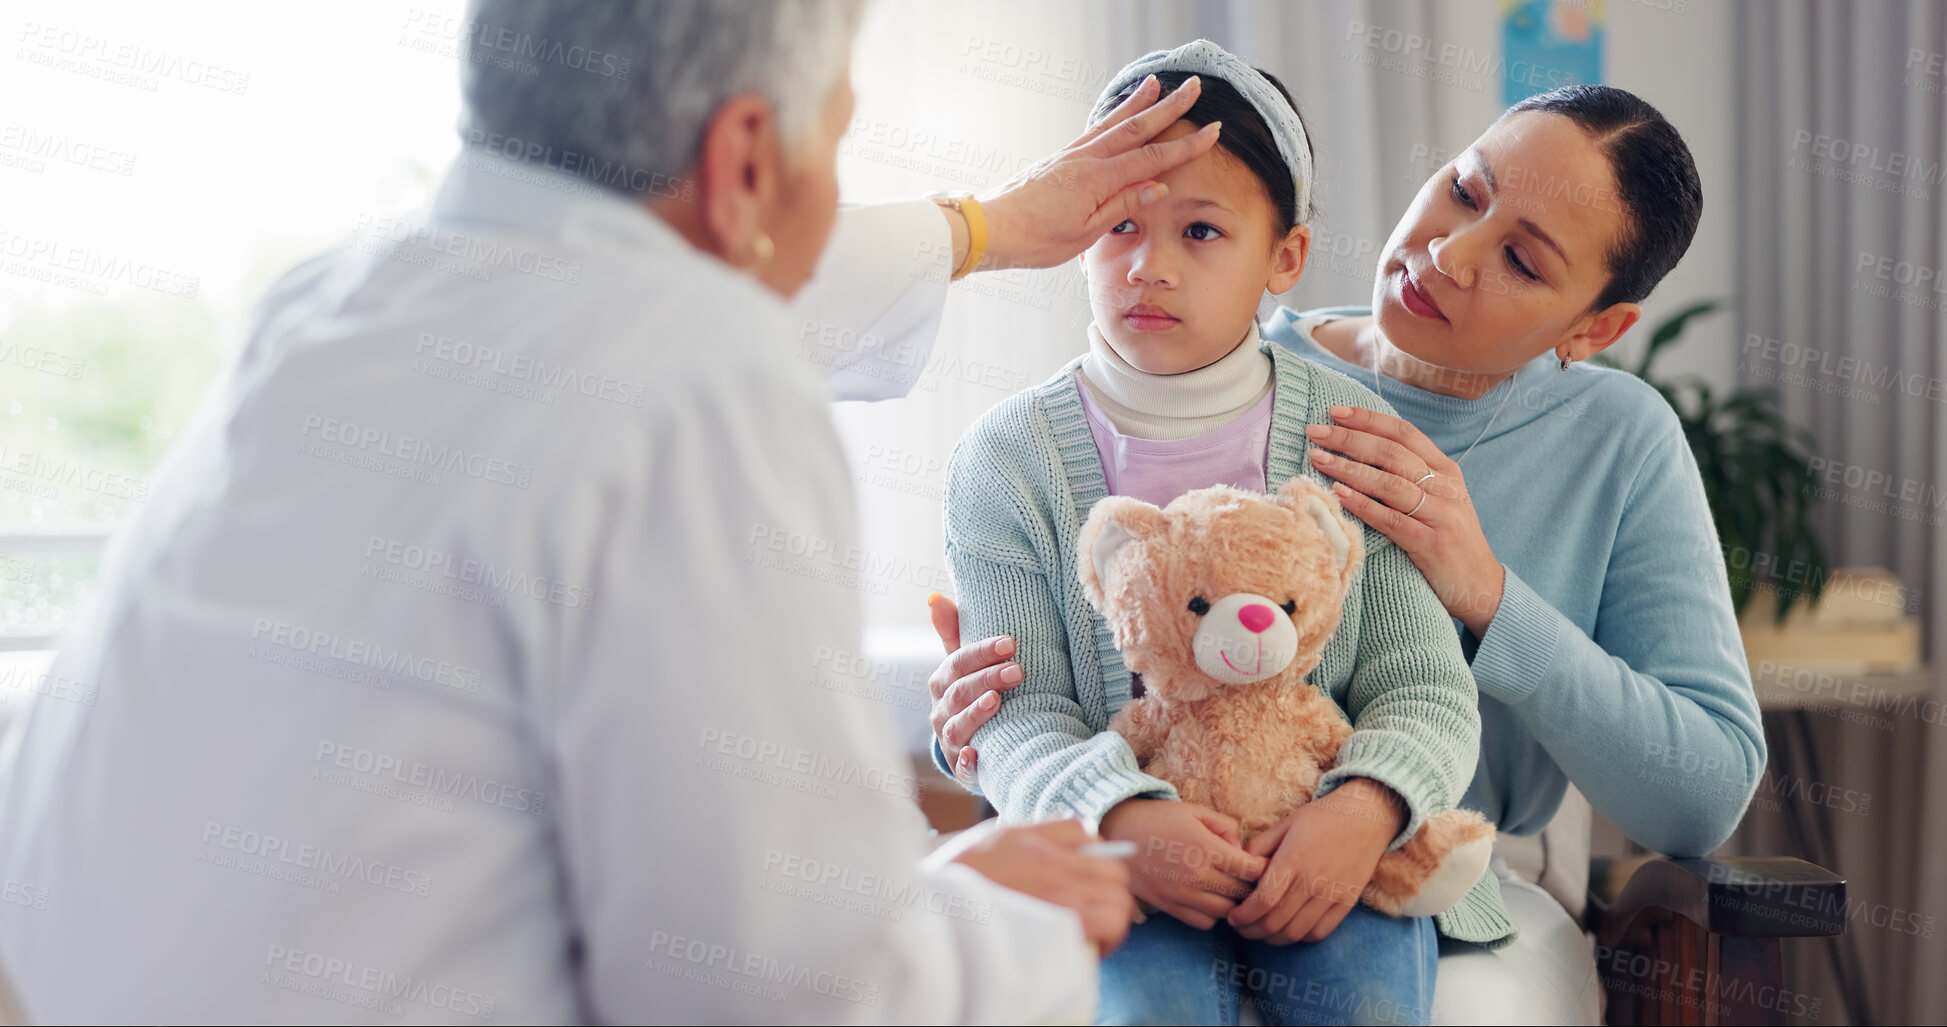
[1077,322,1275,441]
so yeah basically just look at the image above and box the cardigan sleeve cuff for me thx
[1053,760,1179,829]
[1315,730,1455,851]
[1469,567,1566,705]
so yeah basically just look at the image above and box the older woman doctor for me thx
[0,2,1228,1023]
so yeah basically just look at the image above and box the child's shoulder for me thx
[952,360,1085,462]
[1265,344,1402,419]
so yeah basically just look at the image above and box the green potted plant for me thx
[1592,301,1828,621]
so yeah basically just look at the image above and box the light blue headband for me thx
[1090,39,1312,222]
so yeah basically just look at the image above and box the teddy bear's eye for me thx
[1280,599,1297,615]
[1187,596,1210,616]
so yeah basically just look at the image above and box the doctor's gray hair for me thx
[458,0,865,197]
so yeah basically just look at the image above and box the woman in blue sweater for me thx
[927,84,1760,1023]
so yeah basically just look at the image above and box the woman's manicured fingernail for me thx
[1329,405,1352,418]
[1305,424,1330,439]
[1142,74,1159,92]
[996,636,1016,657]
[1334,483,1354,498]
[1310,450,1335,466]
[1139,183,1168,205]
[1000,664,1023,684]
[979,692,999,710]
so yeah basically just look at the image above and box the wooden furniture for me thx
[1588,854,1846,1024]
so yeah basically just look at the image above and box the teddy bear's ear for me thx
[1274,476,1363,587]
[1076,496,1171,608]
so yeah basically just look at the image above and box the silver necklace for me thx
[1361,329,1520,468]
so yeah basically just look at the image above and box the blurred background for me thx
[2,1,1942,1022]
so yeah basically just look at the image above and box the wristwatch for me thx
[926,191,987,280]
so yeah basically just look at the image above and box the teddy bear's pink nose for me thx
[1237,604,1276,634]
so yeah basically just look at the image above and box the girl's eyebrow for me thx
[1180,197,1237,215]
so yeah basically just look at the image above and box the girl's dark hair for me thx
[1500,84,1702,311]
[1092,67,1314,236]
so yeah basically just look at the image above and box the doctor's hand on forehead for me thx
[947,74,1221,274]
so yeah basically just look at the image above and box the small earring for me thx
[1559,355,1571,371]
[750,231,775,269]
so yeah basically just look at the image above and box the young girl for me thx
[940,41,1512,1025]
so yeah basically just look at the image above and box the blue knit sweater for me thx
[1267,307,1765,855]
[941,339,1517,947]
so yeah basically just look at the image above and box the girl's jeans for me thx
[1097,904,1437,1026]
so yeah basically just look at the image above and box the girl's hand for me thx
[925,593,1017,783]
[1305,405,1508,637]
[1099,799,1266,930]
[1228,778,1405,944]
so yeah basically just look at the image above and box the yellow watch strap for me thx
[952,196,987,281]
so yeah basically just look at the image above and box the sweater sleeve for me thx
[943,430,1180,827]
[1314,536,1484,850]
[1468,429,1766,856]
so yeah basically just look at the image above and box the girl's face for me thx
[1372,111,1639,381]
[1083,119,1309,375]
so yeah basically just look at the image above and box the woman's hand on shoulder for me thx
[1304,405,1507,637]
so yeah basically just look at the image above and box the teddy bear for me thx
[1076,475,1494,919]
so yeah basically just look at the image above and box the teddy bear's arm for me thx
[1108,698,1168,764]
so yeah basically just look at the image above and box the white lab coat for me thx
[0,152,1094,1024]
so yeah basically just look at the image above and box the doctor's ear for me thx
[662,94,783,269]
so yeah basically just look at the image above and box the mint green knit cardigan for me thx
[940,340,1516,947]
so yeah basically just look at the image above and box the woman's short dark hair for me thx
[1501,84,1703,311]
[1091,68,1315,237]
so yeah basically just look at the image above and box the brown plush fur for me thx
[1079,477,1494,917]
